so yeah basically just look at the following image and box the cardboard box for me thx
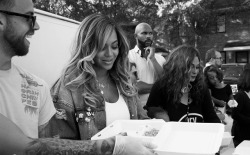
[153,122,225,155]
[91,119,165,140]
[233,140,250,155]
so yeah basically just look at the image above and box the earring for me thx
[181,83,192,93]
[91,60,95,64]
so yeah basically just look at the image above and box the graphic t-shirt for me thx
[146,80,221,123]
[0,64,56,138]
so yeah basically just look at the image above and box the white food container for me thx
[153,122,225,155]
[221,132,233,147]
[91,119,165,140]
[233,140,250,155]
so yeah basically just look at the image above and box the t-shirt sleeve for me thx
[39,81,56,126]
[145,81,166,118]
[146,81,162,107]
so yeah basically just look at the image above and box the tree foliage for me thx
[35,0,161,48]
[35,0,248,49]
[155,0,217,47]
[35,0,160,26]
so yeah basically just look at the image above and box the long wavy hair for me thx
[158,45,204,108]
[238,68,250,92]
[62,13,137,109]
[204,65,224,88]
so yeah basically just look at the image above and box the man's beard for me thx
[3,20,30,57]
[138,39,153,48]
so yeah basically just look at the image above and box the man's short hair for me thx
[205,48,217,63]
[0,0,36,10]
[0,0,15,10]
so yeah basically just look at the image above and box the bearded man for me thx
[128,23,166,107]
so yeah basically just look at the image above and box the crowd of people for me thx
[0,0,249,154]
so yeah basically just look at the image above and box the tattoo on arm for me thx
[25,136,115,155]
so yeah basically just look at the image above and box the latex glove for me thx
[227,100,238,108]
[113,136,157,155]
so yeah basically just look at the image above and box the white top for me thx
[128,45,166,84]
[105,91,130,126]
[0,63,56,138]
[128,45,166,105]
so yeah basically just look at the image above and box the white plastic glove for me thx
[113,136,157,155]
[227,99,238,108]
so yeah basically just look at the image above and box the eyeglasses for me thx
[214,57,222,60]
[0,10,36,28]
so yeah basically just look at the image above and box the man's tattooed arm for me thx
[25,136,116,155]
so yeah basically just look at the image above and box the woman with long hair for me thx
[50,13,147,140]
[232,66,250,147]
[144,45,220,123]
[204,65,234,123]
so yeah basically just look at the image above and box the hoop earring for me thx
[181,83,192,93]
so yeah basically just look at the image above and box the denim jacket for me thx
[50,75,148,140]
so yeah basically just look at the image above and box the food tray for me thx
[91,119,165,140]
[153,122,225,155]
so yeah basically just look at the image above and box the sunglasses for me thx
[0,10,36,28]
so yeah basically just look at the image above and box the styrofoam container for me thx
[153,122,225,155]
[233,140,250,155]
[221,132,233,147]
[91,119,165,140]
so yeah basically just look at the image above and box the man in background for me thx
[128,22,165,107]
[204,48,223,69]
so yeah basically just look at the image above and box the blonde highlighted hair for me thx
[62,13,137,108]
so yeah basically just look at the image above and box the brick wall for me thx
[197,10,250,61]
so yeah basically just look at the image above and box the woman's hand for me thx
[113,136,157,155]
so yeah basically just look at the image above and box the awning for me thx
[223,40,250,51]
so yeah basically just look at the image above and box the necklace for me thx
[97,75,110,95]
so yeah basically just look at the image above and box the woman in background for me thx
[144,45,220,123]
[49,13,147,140]
[232,66,250,147]
[204,65,234,122]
